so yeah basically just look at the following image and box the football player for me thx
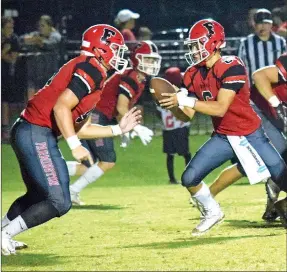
[159,19,287,235]
[208,53,287,225]
[67,41,161,205]
[1,24,141,255]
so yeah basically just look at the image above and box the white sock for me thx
[4,215,28,237]
[66,161,81,176]
[70,163,104,193]
[192,182,219,213]
[2,214,11,229]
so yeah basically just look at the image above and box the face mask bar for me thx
[109,43,129,74]
[136,54,162,76]
[184,36,209,67]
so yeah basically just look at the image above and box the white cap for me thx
[115,9,140,24]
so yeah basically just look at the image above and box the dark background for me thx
[2,0,286,38]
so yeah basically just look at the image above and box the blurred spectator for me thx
[272,7,287,38]
[114,9,139,42]
[238,8,286,84]
[1,17,20,142]
[157,67,191,184]
[21,15,61,100]
[137,26,153,41]
[247,8,258,33]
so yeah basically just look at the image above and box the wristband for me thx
[177,92,197,108]
[268,95,280,107]
[66,135,81,150]
[111,124,122,136]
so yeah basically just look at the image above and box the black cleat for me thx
[274,197,287,228]
[262,207,279,222]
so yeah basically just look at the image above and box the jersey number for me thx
[101,29,116,43]
[202,90,213,101]
[165,114,174,129]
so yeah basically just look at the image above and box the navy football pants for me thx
[7,119,71,228]
[181,126,287,192]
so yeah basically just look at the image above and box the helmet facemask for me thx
[136,53,162,76]
[184,36,210,67]
[109,43,129,74]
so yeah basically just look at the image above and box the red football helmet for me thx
[129,41,162,76]
[81,24,128,73]
[184,19,226,67]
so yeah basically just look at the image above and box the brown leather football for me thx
[150,77,190,122]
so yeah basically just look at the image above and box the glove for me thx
[274,102,287,134]
[120,132,130,148]
[132,124,154,145]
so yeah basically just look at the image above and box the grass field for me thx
[1,135,286,271]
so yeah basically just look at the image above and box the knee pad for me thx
[181,167,201,188]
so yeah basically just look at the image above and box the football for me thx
[150,77,190,122]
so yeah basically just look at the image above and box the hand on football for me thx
[72,145,94,165]
[133,124,154,145]
[119,107,142,134]
[159,93,179,109]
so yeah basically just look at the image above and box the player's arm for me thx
[116,94,130,120]
[252,66,279,101]
[77,107,141,139]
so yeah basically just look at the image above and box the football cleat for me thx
[262,198,279,222]
[70,188,85,206]
[265,178,280,202]
[12,240,28,250]
[192,208,224,236]
[274,197,287,228]
[1,230,16,256]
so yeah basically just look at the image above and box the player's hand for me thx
[133,124,154,145]
[159,93,179,109]
[119,107,142,134]
[275,102,287,134]
[71,145,94,165]
[120,132,131,148]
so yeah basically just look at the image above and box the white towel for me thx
[227,135,271,185]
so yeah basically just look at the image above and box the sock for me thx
[66,161,81,176]
[167,154,175,181]
[4,215,28,237]
[184,152,192,166]
[192,182,219,213]
[70,163,104,193]
[2,214,11,229]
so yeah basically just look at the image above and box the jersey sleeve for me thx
[276,54,287,84]
[118,75,138,100]
[183,67,197,93]
[220,59,247,92]
[67,62,103,101]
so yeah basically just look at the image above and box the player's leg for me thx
[2,120,71,255]
[181,134,234,235]
[177,127,192,166]
[209,164,243,197]
[246,126,287,226]
[162,130,177,184]
[69,138,116,205]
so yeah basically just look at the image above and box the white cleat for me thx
[12,240,28,250]
[192,209,225,237]
[1,231,16,255]
[70,188,85,206]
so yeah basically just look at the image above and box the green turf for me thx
[1,136,286,271]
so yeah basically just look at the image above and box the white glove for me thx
[120,132,130,148]
[132,124,154,145]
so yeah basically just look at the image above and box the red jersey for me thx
[21,55,107,132]
[183,56,261,135]
[96,68,147,120]
[251,54,287,119]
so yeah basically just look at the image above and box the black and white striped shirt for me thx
[238,32,286,83]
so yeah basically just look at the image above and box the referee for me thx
[238,8,286,84]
